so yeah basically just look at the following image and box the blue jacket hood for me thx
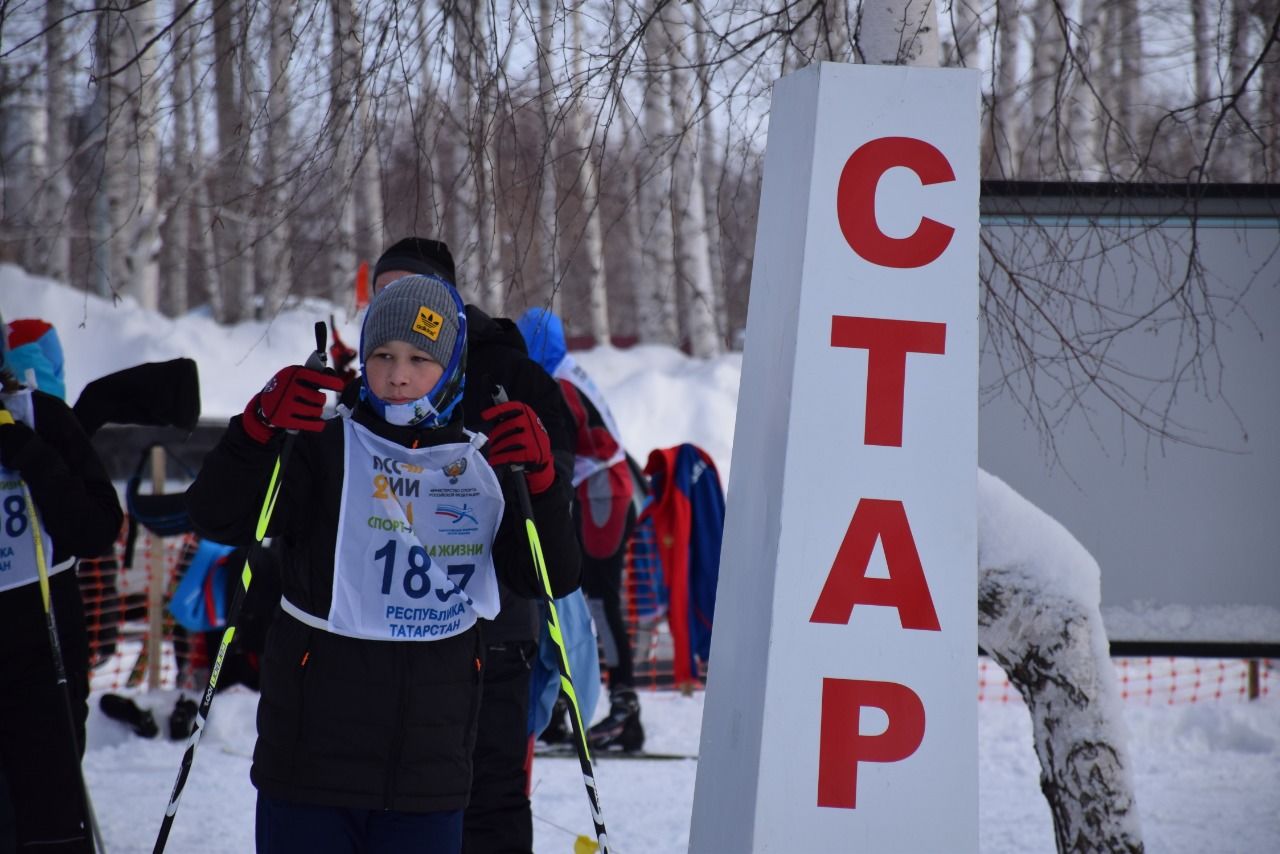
[515,307,566,376]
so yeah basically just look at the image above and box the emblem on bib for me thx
[443,457,467,482]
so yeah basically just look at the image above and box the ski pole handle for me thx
[308,320,328,371]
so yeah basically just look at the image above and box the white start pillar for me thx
[689,62,979,853]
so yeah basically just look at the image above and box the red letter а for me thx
[810,498,940,631]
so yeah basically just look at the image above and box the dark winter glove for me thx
[482,401,555,494]
[0,410,38,471]
[243,365,345,444]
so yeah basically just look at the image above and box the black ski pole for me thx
[153,322,329,854]
[491,386,612,854]
[3,410,108,854]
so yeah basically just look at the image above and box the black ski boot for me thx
[169,695,198,740]
[539,693,572,745]
[587,686,644,752]
[99,693,158,738]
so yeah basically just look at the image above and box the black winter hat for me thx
[372,238,457,290]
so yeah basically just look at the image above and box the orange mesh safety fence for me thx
[79,517,1275,705]
[622,517,1275,700]
[977,656,1274,705]
[80,527,210,694]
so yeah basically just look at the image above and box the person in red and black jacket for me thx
[0,319,123,854]
[186,275,579,854]
[516,307,643,753]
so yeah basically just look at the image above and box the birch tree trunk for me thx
[693,0,727,339]
[356,92,385,285]
[212,0,248,321]
[990,0,1021,176]
[167,5,191,316]
[2,68,49,278]
[606,5,647,342]
[260,0,297,316]
[661,4,720,357]
[41,0,70,284]
[239,1,265,313]
[88,18,111,298]
[823,0,853,60]
[947,0,980,67]
[856,0,942,64]
[979,472,1143,853]
[535,0,562,310]
[1226,0,1252,180]
[1115,0,1143,175]
[1191,0,1212,166]
[636,0,678,345]
[474,4,506,313]
[329,0,360,306]
[569,2,612,346]
[187,32,223,320]
[1261,1,1280,180]
[452,2,482,300]
[1024,0,1064,177]
[1070,0,1106,178]
[105,2,162,310]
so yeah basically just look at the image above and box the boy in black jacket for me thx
[0,327,123,853]
[368,239,577,854]
[186,275,579,853]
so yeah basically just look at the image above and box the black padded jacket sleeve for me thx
[489,469,581,600]
[184,415,288,548]
[14,392,123,561]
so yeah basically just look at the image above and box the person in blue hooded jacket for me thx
[516,308,643,752]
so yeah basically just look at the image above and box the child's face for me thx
[365,340,444,403]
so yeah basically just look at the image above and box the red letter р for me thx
[818,678,926,809]
[831,315,946,447]
[810,498,941,631]
[836,136,956,268]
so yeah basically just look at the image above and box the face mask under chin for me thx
[380,396,436,426]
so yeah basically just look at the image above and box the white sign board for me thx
[690,63,979,852]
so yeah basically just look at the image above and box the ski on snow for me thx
[535,746,697,762]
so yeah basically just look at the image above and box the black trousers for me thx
[0,575,92,853]
[462,641,535,854]
[578,504,638,688]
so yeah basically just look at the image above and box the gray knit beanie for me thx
[360,275,461,366]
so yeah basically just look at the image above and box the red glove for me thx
[482,401,554,494]
[243,366,345,444]
[329,326,359,383]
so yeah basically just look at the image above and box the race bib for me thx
[314,419,504,641]
[0,389,61,593]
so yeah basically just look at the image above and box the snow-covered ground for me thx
[4,270,1279,852]
[82,682,1280,853]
